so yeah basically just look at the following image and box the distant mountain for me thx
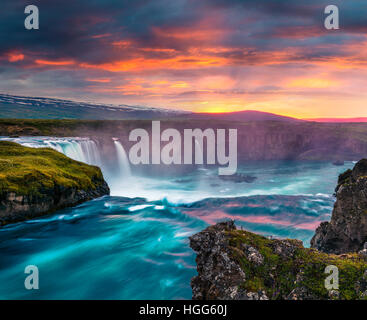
[0,94,188,120]
[306,118,367,123]
[183,110,303,123]
[0,94,303,122]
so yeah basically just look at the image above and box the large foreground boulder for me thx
[190,221,367,300]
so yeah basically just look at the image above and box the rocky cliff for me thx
[1,119,367,162]
[0,141,110,226]
[190,221,367,300]
[311,159,367,254]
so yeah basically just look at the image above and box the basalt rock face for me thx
[2,119,367,163]
[311,159,367,254]
[190,221,367,300]
[0,178,109,226]
[190,221,255,300]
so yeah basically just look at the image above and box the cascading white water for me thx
[63,140,87,163]
[0,135,216,202]
[79,140,102,167]
[113,140,131,177]
[46,139,102,167]
[0,136,137,195]
[0,137,102,167]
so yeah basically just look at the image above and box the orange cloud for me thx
[170,82,189,88]
[79,55,227,72]
[153,26,227,42]
[287,77,340,89]
[141,48,176,54]
[112,40,132,47]
[35,59,75,66]
[86,78,111,83]
[7,52,24,62]
[91,33,112,39]
[152,80,169,85]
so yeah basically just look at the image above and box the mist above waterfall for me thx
[0,136,207,202]
[0,135,356,205]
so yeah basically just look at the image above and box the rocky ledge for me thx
[0,141,109,226]
[311,159,367,254]
[190,221,367,300]
[190,159,367,300]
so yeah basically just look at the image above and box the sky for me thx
[0,0,367,118]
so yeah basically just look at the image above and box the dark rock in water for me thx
[210,183,220,187]
[190,221,367,300]
[311,159,367,254]
[219,173,257,183]
[332,160,344,166]
[174,178,193,184]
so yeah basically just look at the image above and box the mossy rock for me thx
[227,229,367,300]
[190,221,367,300]
[0,141,106,196]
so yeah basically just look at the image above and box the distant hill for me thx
[307,118,367,123]
[0,94,305,122]
[6,93,365,124]
[183,110,303,123]
[0,94,188,120]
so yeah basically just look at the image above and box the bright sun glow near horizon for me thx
[1,1,367,118]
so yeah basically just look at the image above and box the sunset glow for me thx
[1,0,367,118]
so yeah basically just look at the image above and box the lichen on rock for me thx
[190,221,367,300]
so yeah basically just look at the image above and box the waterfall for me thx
[47,139,102,167]
[0,136,134,197]
[63,141,87,163]
[0,137,103,167]
[114,140,132,177]
[79,140,102,167]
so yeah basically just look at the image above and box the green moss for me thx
[243,277,265,292]
[226,229,367,300]
[0,141,105,196]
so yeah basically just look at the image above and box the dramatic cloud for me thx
[1,0,367,117]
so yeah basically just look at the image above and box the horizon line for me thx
[2,92,367,122]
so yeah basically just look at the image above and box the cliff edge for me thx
[190,221,367,300]
[190,160,367,300]
[311,159,367,254]
[0,141,110,226]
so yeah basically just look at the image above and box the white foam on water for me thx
[0,136,355,205]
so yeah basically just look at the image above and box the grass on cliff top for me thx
[227,229,367,300]
[2,118,367,140]
[0,141,104,196]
